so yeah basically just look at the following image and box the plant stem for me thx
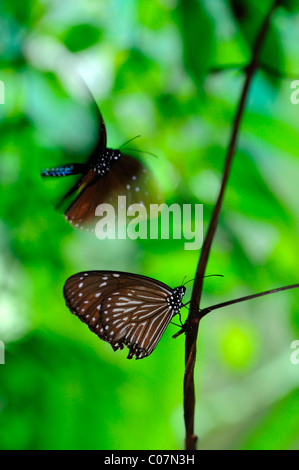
[201,284,299,318]
[183,0,280,451]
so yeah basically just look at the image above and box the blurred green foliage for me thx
[0,0,299,450]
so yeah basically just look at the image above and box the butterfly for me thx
[41,86,161,231]
[63,271,186,359]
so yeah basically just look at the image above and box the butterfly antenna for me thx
[119,135,141,149]
[181,275,187,285]
[183,274,224,287]
[125,148,159,159]
[120,135,158,158]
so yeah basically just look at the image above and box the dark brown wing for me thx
[101,287,173,359]
[64,155,162,231]
[63,271,175,359]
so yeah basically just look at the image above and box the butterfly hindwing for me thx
[63,154,162,231]
[100,285,173,359]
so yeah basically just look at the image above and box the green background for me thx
[1,0,299,450]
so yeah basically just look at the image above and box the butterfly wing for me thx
[64,154,162,231]
[78,78,107,153]
[100,284,173,359]
[63,271,175,359]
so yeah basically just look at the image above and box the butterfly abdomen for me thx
[41,163,85,177]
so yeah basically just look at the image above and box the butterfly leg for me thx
[170,310,184,328]
[170,321,182,327]
[41,163,86,177]
[172,324,186,339]
[182,300,191,310]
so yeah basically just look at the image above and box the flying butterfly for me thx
[41,85,161,231]
[63,271,186,359]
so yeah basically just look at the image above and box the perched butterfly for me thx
[63,271,186,359]
[41,86,161,231]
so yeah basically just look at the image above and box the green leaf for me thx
[242,389,299,449]
[178,0,215,82]
[279,0,299,12]
[61,24,102,52]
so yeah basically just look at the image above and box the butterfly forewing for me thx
[63,271,185,359]
[63,271,111,341]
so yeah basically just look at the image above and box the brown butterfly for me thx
[41,87,161,231]
[63,270,186,359]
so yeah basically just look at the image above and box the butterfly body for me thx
[89,148,122,178]
[63,271,186,359]
[167,286,186,315]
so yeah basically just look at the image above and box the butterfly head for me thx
[168,286,186,316]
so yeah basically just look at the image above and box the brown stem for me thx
[201,283,299,318]
[210,61,299,81]
[183,0,280,451]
